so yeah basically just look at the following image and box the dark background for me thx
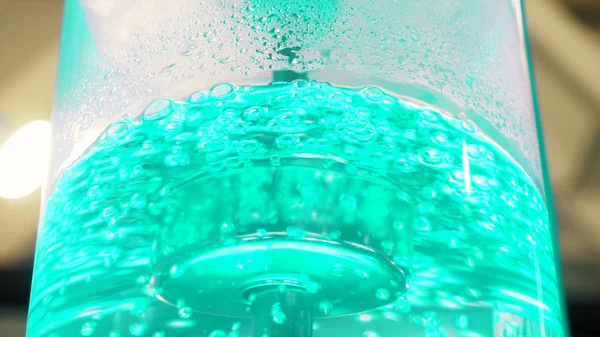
[1,0,600,336]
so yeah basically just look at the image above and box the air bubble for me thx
[318,301,333,315]
[456,314,469,329]
[332,264,346,277]
[143,99,173,120]
[306,281,321,294]
[128,323,147,336]
[503,324,516,337]
[270,303,286,324]
[209,331,227,337]
[211,83,235,98]
[362,86,384,101]
[106,121,130,139]
[221,222,236,234]
[393,153,418,172]
[80,322,97,336]
[328,230,341,240]
[169,265,184,278]
[363,332,380,337]
[394,297,412,313]
[189,91,206,103]
[243,106,265,121]
[178,306,193,319]
[256,228,268,237]
[238,140,259,153]
[130,302,147,317]
[293,79,308,88]
[376,288,390,300]
[420,148,445,166]
[270,155,281,167]
[431,132,448,145]
[381,240,395,254]
[197,138,228,153]
[421,185,438,200]
[286,226,305,239]
[164,121,182,133]
[164,150,190,167]
[416,217,432,232]
[395,191,412,203]
[339,194,357,212]
[461,120,476,133]
[275,134,300,149]
[130,193,147,209]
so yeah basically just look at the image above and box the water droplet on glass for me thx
[231,322,241,331]
[152,332,165,337]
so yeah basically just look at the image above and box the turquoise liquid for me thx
[28,81,564,337]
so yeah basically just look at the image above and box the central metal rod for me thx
[251,290,313,337]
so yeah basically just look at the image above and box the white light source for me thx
[0,120,52,199]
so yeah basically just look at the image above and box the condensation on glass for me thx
[28,1,569,337]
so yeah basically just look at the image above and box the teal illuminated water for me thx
[28,81,564,337]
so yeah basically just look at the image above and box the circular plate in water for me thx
[152,234,408,317]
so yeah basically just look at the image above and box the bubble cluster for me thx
[29,81,561,337]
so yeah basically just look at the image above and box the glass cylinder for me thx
[27,0,569,337]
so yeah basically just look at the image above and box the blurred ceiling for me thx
[0,0,600,299]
